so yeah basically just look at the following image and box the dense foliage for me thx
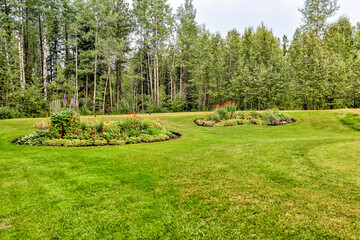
[16,109,175,146]
[1,0,360,118]
[195,102,294,127]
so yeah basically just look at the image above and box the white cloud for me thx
[167,0,360,39]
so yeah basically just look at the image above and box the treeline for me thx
[0,0,360,118]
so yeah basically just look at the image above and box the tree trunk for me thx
[4,37,11,106]
[115,59,121,105]
[93,21,99,112]
[24,7,31,84]
[86,74,88,102]
[75,32,79,108]
[180,60,183,99]
[148,54,153,101]
[39,16,43,78]
[18,8,25,92]
[140,59,144,111]
[65,23,70,64]
[103,68,108,112]
[108,61,113,112]
[42,20,48,101]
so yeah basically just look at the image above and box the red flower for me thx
[100,130,102,134]
[95,115,97,118]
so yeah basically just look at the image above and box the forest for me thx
[0,0,360,118]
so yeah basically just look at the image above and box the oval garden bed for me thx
[195,102,295,127]
[13,109,179,147]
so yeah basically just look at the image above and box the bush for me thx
[203,120,216,127]
[279,113,291,122]
[125,137,141,144]
[234,112,245,119]
[17,130,55,146]
[218,119,238,127]
[262,110,280,124]
[210,112,222,122]
[165,131,175,138]
[50,109,80,137]
[94,139,108,146]
[139,134,154,142]
[225,101,238,117]
[0,107,19,119]
[109,139,126,145]
[216,107,230,120]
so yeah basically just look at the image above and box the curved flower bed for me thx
[14,109,178,147]
[195,102,295,127]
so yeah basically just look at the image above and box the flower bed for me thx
[194,102,295,127]
[14,109,178,147]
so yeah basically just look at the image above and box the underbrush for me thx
[14,109,175,147]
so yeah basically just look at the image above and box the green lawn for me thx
[1,111,360,239]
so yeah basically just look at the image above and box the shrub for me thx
[225,101,238,116]
[109,139,126,145]
[203,121,216,127]
[210,112,221,122]
[0,107,19,119]
[165,131,175,138]
[157,134,170,141]
[234,112,245,119]
[18,130,55,146]
[50,109,80,137]
[215,107,230,120]
[126,137,141,144]
[279,113,291,122]
[250,111,261,119]
[220,119,238,126]
[94,139,108,146]
[139,134,154,143]
[262,110,280,124]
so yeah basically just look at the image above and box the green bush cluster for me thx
[0,107,19,119]
[16,110,176,147]
[196,108,294,127]
[17,130,56,146]
[50,109,80,137]
[261,109,292,125]
[209,107,230,121]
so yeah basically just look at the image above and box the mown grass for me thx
[0,110,360,239]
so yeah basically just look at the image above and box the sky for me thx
[167,0,360,39]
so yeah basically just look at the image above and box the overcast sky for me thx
[167,0,360,39]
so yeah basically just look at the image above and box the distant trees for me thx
[1,0,360,118]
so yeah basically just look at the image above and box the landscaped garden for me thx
[194,101,295,127]
[13,109,177,147]
[1,110,360,239]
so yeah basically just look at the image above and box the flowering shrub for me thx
[50,109,80,137]
[195,103,295,127]
[16,111,176,147]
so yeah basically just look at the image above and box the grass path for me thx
[0,110,360,239]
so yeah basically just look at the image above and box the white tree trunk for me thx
[75,32,79,108]
[43,22,47,101]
